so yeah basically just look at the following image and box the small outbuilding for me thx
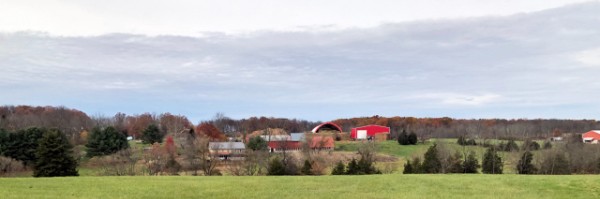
[350,125,390,140]
[582,130,600,144]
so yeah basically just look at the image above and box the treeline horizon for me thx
[1,105,598,143]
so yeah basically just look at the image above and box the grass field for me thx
[1,175,599,199]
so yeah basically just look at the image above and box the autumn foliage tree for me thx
[196,122,226,141]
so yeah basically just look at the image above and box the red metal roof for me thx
[311,122,343,133]
[268,141,301,150]
[583,130,600,140]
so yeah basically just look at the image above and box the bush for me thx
[408,132,418,145]
[346,158,359,174]
[0,156,25,176]
[398,129,410,145]
[301,160,313,175]
[33,129,79,177]
[331,161,345,175]
[543,141,552,149]
[86,126,129,157]
[539,152,570,175]
[522,140,540,151]
[403,160,414,174]
[267,157,286,175]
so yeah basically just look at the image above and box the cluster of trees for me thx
[0,127,78,177]
[331,143,381,175]
[404,143,503,174]
[397,129,418,145]
[334,115,600,141]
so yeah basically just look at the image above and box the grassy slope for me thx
[1,175,599,199]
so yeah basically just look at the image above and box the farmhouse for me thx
[582,130,600,144]
[350,125,390,140]
[209,142,246,160]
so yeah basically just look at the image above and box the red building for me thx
[350,125,390,140]
[582,130,600,144]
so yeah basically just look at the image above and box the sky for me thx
[1,0,600,122]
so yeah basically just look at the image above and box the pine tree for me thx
[301,160,313,175]
[482,148,503,174]
[403,160,413,174]
[331,161,345,175]
[408,132,418,145]
[346,158,359,174]
[422,144,441,173]
[463,151,480,173]
[86,126,129,157]
[517,151,536,174]
[141,124,163,144]
[33,129,78,177]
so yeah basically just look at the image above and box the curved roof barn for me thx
[311,122,343,133]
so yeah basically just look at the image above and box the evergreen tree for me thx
[517,151,537,174]
[522,140,540,151]
[85,126,129,157]
[346,158,359,174]
[357,157,378,174]
[422,144,441,173]
[331,161,346,175]
[267,157,286,175]
[33,129,78,177]
[463,151,480,173]
[301,160,313,175]
[247,136,268,151]
[398,129,409,145]
[0,129,8,155]
[410,157,423,174]
[408,132,418,145]
[482,148,503,174]
[4,127,45,166]
[403,160,413,174]
[141,124,163,144]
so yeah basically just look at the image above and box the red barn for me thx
[582,130,600,144]
[350,125,390,140]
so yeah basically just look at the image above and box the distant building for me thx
[259,135,291,141]
[582,130,600,144]
[350,125,390,140]
[311,122,343,133]
[267,134,335,152]
[209,142,246,160]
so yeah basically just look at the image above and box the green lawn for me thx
[1,175,599,199]
[335,140,432,158]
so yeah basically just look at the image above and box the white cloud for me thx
[574,48,600,66]
[1,2,600,120]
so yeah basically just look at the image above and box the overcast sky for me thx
[1,0,600,122]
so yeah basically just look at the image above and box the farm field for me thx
[1,175,599,199]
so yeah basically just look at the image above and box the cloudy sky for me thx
[1,0,600,122]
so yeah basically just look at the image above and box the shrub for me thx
[267,157,286,175]
[0,156,25,176]
[408,132,418,145]
[403,160,414,174]
[331,161,345,175]
[301,160,313,175]
[398,129,410,145]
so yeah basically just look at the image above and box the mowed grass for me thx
[1,175,599,199]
